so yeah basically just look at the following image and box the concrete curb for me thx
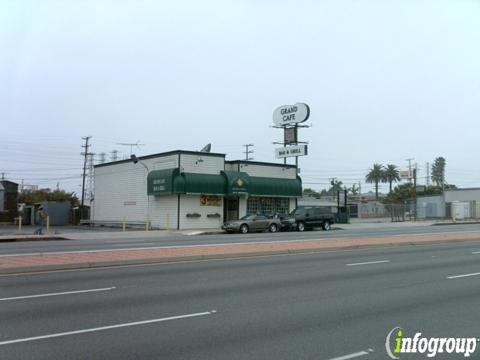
[1,236,477,275]
[0,236,67,242]
[433,221,480,226]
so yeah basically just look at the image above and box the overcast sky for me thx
[1,0,479,195]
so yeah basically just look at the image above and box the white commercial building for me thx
[93,150,302,230]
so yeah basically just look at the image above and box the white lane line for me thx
[328,350,370,360]
[111,243,155,247]
[346,260,390,267]
[393,230,480,237]
[447,272,480,280]
[0,287,116,301]
[0,310,216,346]
[471,251,480,254]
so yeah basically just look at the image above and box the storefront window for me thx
[247,197,290,216]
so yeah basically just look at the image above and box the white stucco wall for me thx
[150,195,179,229]
[238,163,297,179]
[180,154,224,174]
[94,161,148,224]
[444,189,480,203]
[178,195,224,229]
[93,154,178,226]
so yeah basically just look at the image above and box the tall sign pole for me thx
[272,103,310,175]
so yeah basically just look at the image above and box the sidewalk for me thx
[2,230,480,274]
[0,225,223,242]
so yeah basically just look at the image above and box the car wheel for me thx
[322,221,331,231]
[269,223,278,233]
[297,221,305,232]
[240,224,249,234]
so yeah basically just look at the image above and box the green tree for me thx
[383,183,415,203]
[19,189,79,206]
[365,163,385,200]
[303,188,321,198]
[348,184,360,195]
[431,157,446,187]
[328,180,344,198]
[384,164,400,193]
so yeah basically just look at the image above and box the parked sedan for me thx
[222,214,282,234]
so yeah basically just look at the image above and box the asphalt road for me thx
[1,223,480,255]
[2,239,480,359]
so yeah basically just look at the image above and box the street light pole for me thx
[131,154,150,230]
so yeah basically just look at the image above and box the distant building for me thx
[416,188,480,220]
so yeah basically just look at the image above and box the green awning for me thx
[249,176,302,197]
[148,168,302,197]
[147,169,184,195]
[221,171,250,195]
[182,173,226,195]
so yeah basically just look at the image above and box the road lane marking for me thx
[471,251,480,254]
[0,287,116,301]
[328,350,370,360]
[447,272,480,279]
[0,310,216,346]
[346,260,390,266]
[111,243,156,247]
[393,230,480,237]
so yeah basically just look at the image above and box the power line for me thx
[243,144,254,161]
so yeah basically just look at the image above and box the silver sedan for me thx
[222,214,282,234]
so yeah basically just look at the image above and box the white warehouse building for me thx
[93,150,302,230]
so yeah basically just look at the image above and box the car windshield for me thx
[240,215,256,220]
[290,208,305,216]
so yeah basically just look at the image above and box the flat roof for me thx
[226,160,297,169]
[95,150,226,168]
[95,150,298,169]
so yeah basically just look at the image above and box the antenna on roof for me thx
[200,143,211,153]
[116,140,146,155]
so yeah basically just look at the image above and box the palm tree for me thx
[384,164,400,193]
[365,163,385,200]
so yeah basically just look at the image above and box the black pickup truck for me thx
[281,206,335,232]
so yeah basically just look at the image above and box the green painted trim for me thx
[147,168,183,195]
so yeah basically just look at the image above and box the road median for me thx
[2,231,480,274]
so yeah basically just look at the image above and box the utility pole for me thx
[98,152,106,164]
[1,172,5,180]
[243,144,254,161]
[426,162,430,187]
[81,136,92,219]
[406,158,414,184]
[413,165,417,222]
[111,150,119,162]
